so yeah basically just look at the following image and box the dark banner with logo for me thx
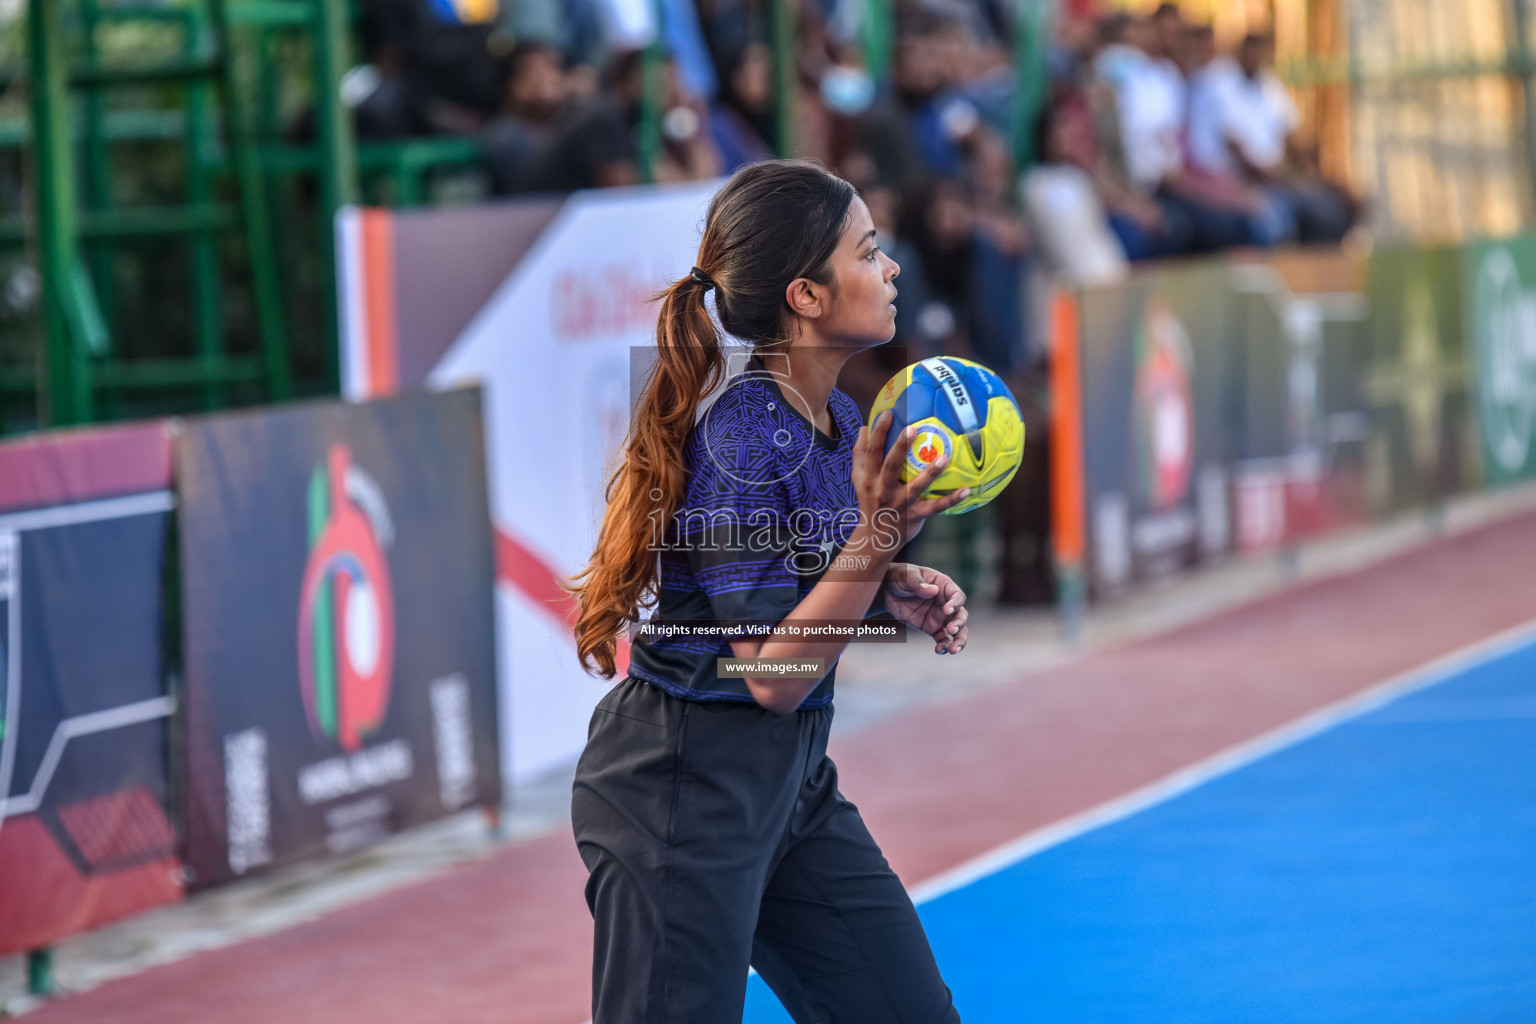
[0,423,181,956]
[178,389,500,890]
[1078,263,1236,598]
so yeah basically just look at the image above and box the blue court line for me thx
[745,626,1536,1023]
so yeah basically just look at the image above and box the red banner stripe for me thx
[0,422,172,512]
[494,527,628,675]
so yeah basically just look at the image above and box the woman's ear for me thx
[785,277,826,320]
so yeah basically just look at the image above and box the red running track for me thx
[28,510,1536,1024]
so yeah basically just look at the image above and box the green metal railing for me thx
[0,0,374,434]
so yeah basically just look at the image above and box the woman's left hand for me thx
[883,563,968,654]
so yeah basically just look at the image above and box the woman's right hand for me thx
[853,409,972,546]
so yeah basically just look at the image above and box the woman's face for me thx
[804,195,901,349]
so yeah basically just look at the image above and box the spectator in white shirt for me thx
[1185,26,1247,178]
[1095,6,1286,251]
[1227,32,1357,242]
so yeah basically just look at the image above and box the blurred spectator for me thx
[1021,96,1128,285]
[356,0,506,134]
[789,2,840,168]
[482,41,569,195]
[524,50,720,192]
[500,0,606,69]
[1048,14,1101,86]
[708,41,776,172]
[1212,32,1358,243]
[1184,23,1244,177]
[658,0,722,102]
[1093,10,1181,198]
[1095,6,1290,251]
[908,175,1031,372]
[521,52,639,191]
[861,13,980,191]
[1080,13,1194,258]
[344,51,430,141]
[940,20,1017,139]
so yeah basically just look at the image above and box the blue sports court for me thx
[747,632,1536,1023]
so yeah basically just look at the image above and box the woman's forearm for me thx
[733,520,897,712]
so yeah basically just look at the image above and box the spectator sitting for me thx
[1223,32,1358,243]
[708,41,775,173]
[1093,9,1181,200]
[524,49,720,193]
[482,41,569,195]
[1021,96,1129,286]
[1184,23,1245,181]
[908,175,1030,373]
[860,12,981,190]
[1096,6,1291,251]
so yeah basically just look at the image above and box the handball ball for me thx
[868,357,1025,516]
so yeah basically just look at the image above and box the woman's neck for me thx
[757,343,848,434]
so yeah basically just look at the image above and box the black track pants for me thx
[571,676,961,1024]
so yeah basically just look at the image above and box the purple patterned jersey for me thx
[626,364,877,708]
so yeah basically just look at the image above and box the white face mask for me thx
[1095,45,1144,87]
[820,66,876,115]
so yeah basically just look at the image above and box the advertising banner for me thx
[1466,237,1536,486]
[1228,253,1374,551]
[1077,262,1235,597]
[337,183,717,783]
[0,423,181,955]
[1364,245,1478,509]
[178,390,499,889]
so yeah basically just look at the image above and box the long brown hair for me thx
[568,160,857,677]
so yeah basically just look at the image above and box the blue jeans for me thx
[1157,189,1297,251]
[1107,203,1193,261]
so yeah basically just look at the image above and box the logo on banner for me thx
[1473,246,1536,476]
[297,445,396,752]
[1133,300,1195,511]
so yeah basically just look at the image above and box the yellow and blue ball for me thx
[868,357,1025,516]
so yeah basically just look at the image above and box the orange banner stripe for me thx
[361,209,399,396]
[1049,290,1086,568]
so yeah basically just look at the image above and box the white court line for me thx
[908,616,1536,905]
[0,491,175,533]
[0,695,177,818]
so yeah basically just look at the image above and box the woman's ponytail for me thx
[568,273,723,677]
